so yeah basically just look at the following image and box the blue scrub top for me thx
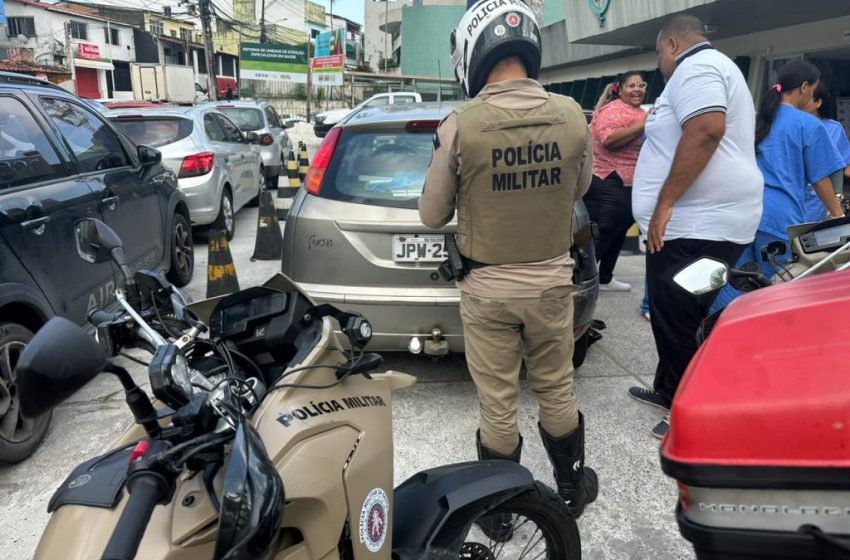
[757,105,845,238]
[803,118,850,221]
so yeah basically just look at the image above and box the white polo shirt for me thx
[632,43,763,244]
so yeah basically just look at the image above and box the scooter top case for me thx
[661,270,850,560]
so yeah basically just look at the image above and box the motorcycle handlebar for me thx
[88,309,120,325]
[101,470,169,560]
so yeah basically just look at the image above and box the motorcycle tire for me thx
[458,481,581,559]
[0,322,52,464]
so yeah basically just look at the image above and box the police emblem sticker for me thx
[359,488,389,552]
[505,12,521,28]
[494,24,506,37]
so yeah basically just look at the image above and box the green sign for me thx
[240,43,308,83]
[304,0,326,26]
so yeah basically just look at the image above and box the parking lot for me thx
[0,194,693,558]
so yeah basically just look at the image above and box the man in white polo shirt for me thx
[628,14,763,439]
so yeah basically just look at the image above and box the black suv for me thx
[0,73,194,462]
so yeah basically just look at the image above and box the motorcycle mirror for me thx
[213,421,284,560]
[16,317,107,418]
[673,258,730,296]
[75,218,127,267]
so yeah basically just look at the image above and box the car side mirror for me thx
[244,131,260,144]
[673,257,730,295]
[138,145,161,167]
[16,317,107,418]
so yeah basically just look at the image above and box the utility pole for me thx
[64,22,76,89]
[383,0,388,73]
[260,0,266,43]
[199,0,217,100]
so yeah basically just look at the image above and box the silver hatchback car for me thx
[109,107,264,239]
[211,100,293,189]
[282,104,600,366]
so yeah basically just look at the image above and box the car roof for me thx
[341,102,458,128]
[204,100,268,109]
[0,71,75,95]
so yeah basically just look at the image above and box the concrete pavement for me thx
[0,207,694,559]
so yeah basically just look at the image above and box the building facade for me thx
[541,0,850,132]
[5,0,135,98]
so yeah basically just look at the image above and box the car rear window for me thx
[218,108,264,131]
[110,117,193,148]
[321,130,434,209]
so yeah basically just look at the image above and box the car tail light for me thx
[259,133,274,146]
[405,120,441,133]
[179,152,215,178]
[304,126,341,195]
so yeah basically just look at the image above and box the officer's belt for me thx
[459,224,596,272]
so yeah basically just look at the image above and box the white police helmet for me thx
[450,0,541,98]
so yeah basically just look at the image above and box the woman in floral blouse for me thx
[586,72,648,292]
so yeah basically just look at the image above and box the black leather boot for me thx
[538,413,598,518]
[475,431,522,543]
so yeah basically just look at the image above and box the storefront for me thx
[74,43,114,100]
[541,1,850,134]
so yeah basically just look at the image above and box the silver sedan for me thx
[108,106,264,240]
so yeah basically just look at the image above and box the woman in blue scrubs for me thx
[803,85,850,221]
[712,60,844,311]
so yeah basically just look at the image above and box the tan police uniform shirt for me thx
[419,78,593,299]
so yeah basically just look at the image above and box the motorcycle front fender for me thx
[391,460,535,560]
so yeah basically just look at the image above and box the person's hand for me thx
[647,204,673,254]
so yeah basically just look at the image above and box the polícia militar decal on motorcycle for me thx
[16,218,582,559]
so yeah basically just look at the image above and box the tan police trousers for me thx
[460,285,579,456]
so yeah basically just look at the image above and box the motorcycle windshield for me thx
[188,273,315,324]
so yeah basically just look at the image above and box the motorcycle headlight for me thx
[150,344,193,408]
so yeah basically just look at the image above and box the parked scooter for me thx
[679,215,850,343]
[659,216,850,559]
[16,218,580,560]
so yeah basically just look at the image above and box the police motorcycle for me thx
[658,215,850,559]
[16,218,581,560]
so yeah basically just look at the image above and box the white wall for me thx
[5,1,135,64]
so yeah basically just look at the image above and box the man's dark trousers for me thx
[647,238,746,404]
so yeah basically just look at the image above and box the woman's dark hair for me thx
[594,71,645,111]
[813,83,835,120]
[755,59,820,146]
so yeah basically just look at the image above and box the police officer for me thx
[420,0,598,526]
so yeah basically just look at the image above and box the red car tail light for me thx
[304,126,342,195]
[178,152,215,178]
[259,133,274,146]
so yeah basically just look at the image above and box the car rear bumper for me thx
[297,277,598,353]
[178,173,220,225]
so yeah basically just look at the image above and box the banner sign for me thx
[311,54,344,86]
[77,43,100,59]
[240,42,308,83]
[314,28,344,58]
[304,0,326,26]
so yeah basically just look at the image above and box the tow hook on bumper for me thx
[409,329,449,357]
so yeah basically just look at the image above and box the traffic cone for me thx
[275,150,300,220]
[298,141,309,181]
[207,228,240,298]
[251,189,283,261]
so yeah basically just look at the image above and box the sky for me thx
[313,0,365,25]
